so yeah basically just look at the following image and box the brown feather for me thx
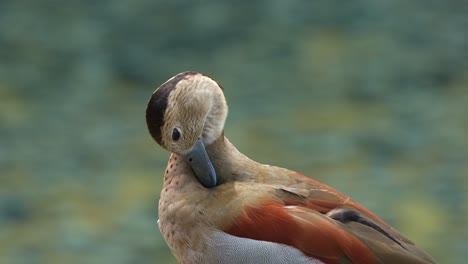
[288,172,389,226]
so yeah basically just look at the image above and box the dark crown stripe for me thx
[146,71,200,145]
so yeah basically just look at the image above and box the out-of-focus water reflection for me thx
[0,1,466,263]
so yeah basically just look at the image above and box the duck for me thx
[146,71,437,264]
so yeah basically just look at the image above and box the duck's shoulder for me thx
[241,165,388,225]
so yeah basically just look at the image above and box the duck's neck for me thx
[206,136,261,184]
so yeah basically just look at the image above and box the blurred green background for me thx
[1,1,467,263]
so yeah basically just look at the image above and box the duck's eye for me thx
[172,128,181,141]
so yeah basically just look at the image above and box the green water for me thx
[1,1,467,263]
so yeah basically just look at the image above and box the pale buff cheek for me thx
[161,74,228,150]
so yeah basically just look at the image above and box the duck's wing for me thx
[218,172,437,264]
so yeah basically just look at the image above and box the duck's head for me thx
[146,71,228,188]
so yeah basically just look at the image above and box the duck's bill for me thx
[182,138,217,188]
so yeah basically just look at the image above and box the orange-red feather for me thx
[225,200,376,264]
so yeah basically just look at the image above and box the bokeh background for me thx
[1,1,467,263]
